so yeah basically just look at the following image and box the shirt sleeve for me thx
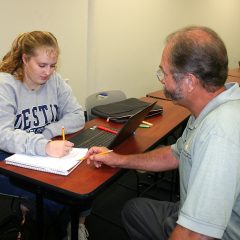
[42,74,85,139]
[177,130,240,238]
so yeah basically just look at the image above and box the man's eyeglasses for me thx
[156,68,166,82]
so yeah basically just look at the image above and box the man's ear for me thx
[185,73,198,92]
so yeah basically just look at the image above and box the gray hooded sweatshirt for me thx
[0,72,85,156]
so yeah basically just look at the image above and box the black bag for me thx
[0,194,25,240]
[0,193,59,240]
[91,98,163,123]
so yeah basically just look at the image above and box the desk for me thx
[228,68,240,78]
[146,89,170,101]
[227,76,240,84]
[0,98,190,240]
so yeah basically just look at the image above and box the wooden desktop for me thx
[228,68,240,78]
[146,89,170,101]
[227,75,240,84]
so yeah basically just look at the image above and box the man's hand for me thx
[46,140,74,157]
[85,146,120,168]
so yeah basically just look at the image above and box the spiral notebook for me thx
[5,148,88,176]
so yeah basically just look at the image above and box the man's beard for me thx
[163,84,184,101]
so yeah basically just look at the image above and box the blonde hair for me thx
[0,31,59,81]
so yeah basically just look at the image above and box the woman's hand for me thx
[46,140,74,157]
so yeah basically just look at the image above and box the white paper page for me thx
[5,148,88,171]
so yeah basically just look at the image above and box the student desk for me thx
[228,68,240,78]
[147,75,240,101]
[0,97,190,240]
[227,76,240,84]
[146,89,170,101]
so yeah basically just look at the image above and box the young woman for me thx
[0,31,89,239]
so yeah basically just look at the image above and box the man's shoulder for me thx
[210,100,240,122]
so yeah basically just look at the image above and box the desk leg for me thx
[36,187,44,240]
[70,206,80,240]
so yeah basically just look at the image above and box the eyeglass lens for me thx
[157,68,165,81]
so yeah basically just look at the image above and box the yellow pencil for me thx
[142,120,153,126]
[81,149,113,161]
[61,126,65,141]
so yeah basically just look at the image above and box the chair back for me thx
[85,90,127,120]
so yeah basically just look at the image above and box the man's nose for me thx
[160,78,165,85]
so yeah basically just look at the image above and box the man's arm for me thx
[86,145,179,172]
[169,225,217,240]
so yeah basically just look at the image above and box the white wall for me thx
[0,0,240,107]
[88,0,240,99]
[0,0,88,105]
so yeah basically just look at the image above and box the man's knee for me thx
[122,198,137,220]
[163,210,178,237]
[122,197,150,224]
[122,198,143,223]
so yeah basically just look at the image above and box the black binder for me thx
[91,98,163,123]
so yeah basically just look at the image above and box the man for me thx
[86,26,240,240]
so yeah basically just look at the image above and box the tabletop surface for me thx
[228,68,240,78]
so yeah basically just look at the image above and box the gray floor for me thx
[86,169,179,240]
